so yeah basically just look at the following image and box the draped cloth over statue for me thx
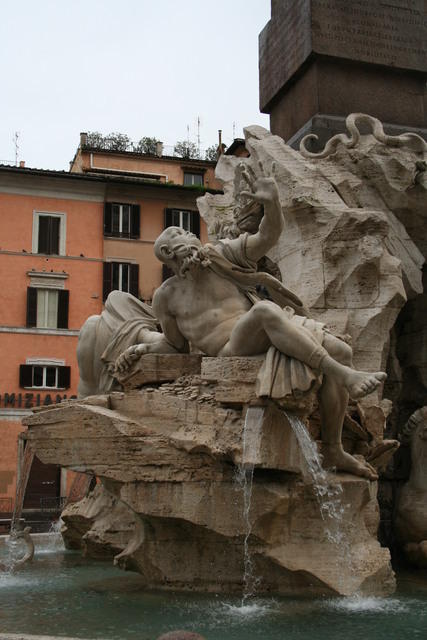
[206,233,325,399]
[98,292,159,391]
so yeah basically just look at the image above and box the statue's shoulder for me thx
[153,276,178,307]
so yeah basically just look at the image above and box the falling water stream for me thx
[284,412,346,544]
[235,406,265,604]
[235,408,349,604]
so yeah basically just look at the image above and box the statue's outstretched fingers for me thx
[240,189,257,200]
[245,163,257,181]
[241,168,254,189]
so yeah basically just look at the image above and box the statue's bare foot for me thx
[343,369,387,399]
[322,444,378,481]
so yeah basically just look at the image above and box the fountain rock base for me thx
[23,355,395,596]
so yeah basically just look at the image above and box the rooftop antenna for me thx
[232,121,236,139]
[218,129,223,157]
[197,116,201,156]
[187,124,190,143]
[14,131,19,166]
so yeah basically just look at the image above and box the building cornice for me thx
[0,326,80,337]
[0,164,222,195]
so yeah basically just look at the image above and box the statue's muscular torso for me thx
[153,265,251,356]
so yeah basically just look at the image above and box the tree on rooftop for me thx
[174,140,199,159]
[105,132,131,152]
[135,136,160,155]
[86,132,104,149]
[205,144,220,161]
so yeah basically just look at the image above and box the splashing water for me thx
[285,412,346,545]
[235,406,265,604]
[1,531,31,573]
[37,519,65,554]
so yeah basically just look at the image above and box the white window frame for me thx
[111,261,131,292]
[32,211,66,255]
[36,288,59,329]
[171,209,191,231]
[112,204,131,236]
[31,365,59,389]
[24,358,66,390]
[183,172,203,187]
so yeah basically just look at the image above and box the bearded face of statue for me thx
[154,227,211,277]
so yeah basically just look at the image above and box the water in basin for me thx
[0,546,426,640]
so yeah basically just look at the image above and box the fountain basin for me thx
[0,549,425,640]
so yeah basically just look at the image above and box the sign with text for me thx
[0,392,77,409]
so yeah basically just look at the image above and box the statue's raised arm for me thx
[239,161,284,264]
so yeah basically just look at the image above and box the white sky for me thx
[0,0,271,170]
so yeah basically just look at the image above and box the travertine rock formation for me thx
[61,483,135,558]
[24,355,394,596]
[198,115,426,409]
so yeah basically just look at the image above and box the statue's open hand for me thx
[115,344,148,374]
[240,160,279,205]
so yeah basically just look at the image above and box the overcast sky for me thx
[0,0,271,171]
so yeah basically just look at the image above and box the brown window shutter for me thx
[57,290,69,329]
[38,216,60,254]
[131,205,140,239]
[26,287,38,327]
[19,364,33,387]
[191,212,200,238]
[37,216,50,253]
[49,217,60,254]
[103,262,112,302]
[104,203,113,236]
[58,366,71,389]
[129,264,139,297]
[164,208,173,229]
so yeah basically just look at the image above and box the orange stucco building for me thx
[0,141,221,528]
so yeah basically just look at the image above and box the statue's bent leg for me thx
[224,301,386,399]
[223,300,327,363]
[319,335,378,480]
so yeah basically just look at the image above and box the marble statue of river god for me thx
[115,161,385,481]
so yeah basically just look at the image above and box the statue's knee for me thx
[252,300,281,324]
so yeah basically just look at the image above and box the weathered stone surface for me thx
[24,382,306,477]
[259,1,427,112]
[116,354,203,390]
[202,121,425,412]
[23,363,394,596]
[61,483,134,558]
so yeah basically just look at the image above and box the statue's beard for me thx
[177,245,211,277]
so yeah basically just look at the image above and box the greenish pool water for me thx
[0,547,426,640]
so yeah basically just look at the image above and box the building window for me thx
[183,172,203,187]
[103,262,139,301]
[104,203,140,239]
[32,212,66,255]
[19,364,70,389]
[164,209,200,237]
[26,288,69,329]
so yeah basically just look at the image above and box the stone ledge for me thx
[117,353,202,389]
[201,356,264,383]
